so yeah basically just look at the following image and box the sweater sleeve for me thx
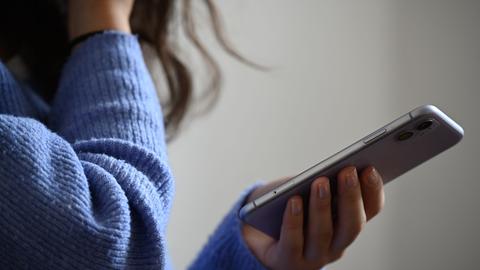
[0,61,47,120]
[0,32,173,269]
[189,183,268,270]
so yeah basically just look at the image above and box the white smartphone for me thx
[239,105,464,239]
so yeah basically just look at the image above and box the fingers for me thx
[271,166,384,268]
[359,166,385,220]
[331,166,366,254]
[304,177,333,262]
[277,196,304,260]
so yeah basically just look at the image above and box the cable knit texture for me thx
[0,32,265,269]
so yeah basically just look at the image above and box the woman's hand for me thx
[242,166,385,270]
[68,0,135,40]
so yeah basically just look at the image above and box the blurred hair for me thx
[0,0,252,141]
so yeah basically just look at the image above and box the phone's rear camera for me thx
[417,120,433,131]
[397,131,414,141]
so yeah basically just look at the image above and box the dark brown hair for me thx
[0,0,251,141]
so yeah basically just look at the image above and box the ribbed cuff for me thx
[189,182,268,270]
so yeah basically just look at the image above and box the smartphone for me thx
[239,105,464,239]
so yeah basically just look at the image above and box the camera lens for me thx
[397,131,414,141]
[417,120,433,131]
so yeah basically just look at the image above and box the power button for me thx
[363,128,387,144]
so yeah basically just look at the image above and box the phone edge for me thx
[239,104,464,220]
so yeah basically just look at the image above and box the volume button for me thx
[363,128,387,144]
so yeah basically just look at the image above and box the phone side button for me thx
[363,128,387,144]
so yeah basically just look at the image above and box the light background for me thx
[166,0,480,269]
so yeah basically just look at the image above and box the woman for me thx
[0,0,385,269]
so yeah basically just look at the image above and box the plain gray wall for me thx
[166,0,480,269]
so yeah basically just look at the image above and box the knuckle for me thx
[284,244,297,253]
[342,191,362,204]
[315,228,333,242]
[284,242,303,256]
[309,229,333,246]
[283,222,299,232]
[320,229,333,240]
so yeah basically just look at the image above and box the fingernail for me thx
[318,181,329,199]
[345,167,358,189]
[291,198,302,216]
[368,167,381,186]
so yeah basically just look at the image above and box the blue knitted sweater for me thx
[0,32,266,269]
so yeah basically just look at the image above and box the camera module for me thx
[417,120,434,131]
